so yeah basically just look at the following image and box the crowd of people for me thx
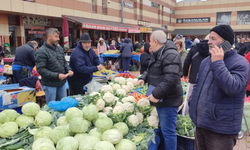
[9,24,250,150]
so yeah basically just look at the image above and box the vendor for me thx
[68,33,103,95]
[12,41,38,83]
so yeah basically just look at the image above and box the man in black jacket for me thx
[236,38,249,56]
[140,42,151,74]
[136,30,183,150]
[12,40,38,83]
[35,28,73,103]
[115,37,121,50]
[182,40,209,115]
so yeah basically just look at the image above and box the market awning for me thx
[66,15,139,32]
[172,29,210,36]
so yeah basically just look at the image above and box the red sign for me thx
[128,28,141,33]
[31,26,45,31]
[28,31,46,34]
[82,23,128,32]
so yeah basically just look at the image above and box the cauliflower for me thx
[90,92,101,97]
[103,107,113,115]
[113,106,125,114]
[147,116,159,128]
[126,78,135,84]
[127,82,134,90]
[103,93,115,105]
[96,99,105,111]
[112,84,121,91]
[122,85,130,93]
[122,102,134,113]
[150,107,158,117]
[101,85,113,93]
[116,89,127,96]
[137,98,150,107]
[135,112,144,124]
[114,97,119,101]
[115,77,126,85]
[133,79,138,84]
[127,115,139,127]
[121,96,136,103]
[115,102,123,107]
[109,83,114,86]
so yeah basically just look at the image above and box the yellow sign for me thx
[139,27,152,33]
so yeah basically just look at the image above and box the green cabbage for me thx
[113,122,129,136]
[0,109,19,123]
[21,102,40,116]
[115,139,136,150]
[69,118,89,133]
[93,141,116,150]
[34,126,53,140]
[56,136,79,150]
[32,138,54,150]
[34,111,52,126]
[49,126,70,144]
[33,144,56,150]
[15,115,34,128]
[89,128,102,139]
[95,117,113,132]
[65,107,83,122]
[0,122,19,138]
[101,129,122,144]
[57,116,68,126]
[78,135,100,150]
[82,104,99,121]
[74,133,89,143]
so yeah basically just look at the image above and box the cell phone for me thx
[218,41,232,53]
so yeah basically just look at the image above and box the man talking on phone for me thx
[189,25,250,150]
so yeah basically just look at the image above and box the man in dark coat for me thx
[13,41,38,83]
[136,30,183,150]
[133,41,141,51]
[182,39,209,115]
[140,42,151,74]
[189,25,250,150]
[236,38,249,56]
[115,37,121,50]
[68,33,102,95]
[35,28,73,103]
[120,38,133,72]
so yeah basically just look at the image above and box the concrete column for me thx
[15,16,25,47]
[0,14,9,46]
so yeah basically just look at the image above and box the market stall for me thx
[100,53,140,63]
[0,73,194,150]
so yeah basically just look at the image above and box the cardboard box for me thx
[0,86,36,110]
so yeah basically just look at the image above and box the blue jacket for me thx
[120,38,133,57]
[189,50,250,134]
[68,42,100,84]
[185,38,193,49]
[13,43,36,68]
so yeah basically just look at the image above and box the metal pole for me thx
[121,0,124,23]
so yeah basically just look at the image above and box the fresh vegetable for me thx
[69,117,90,133]
[74,133,88,143]
[101,129,122,144]
[121,96,136,103]
[126,115,139,127]
[93,141,116,150]
[0,109,19,123]
[135,112,144,124]
[129,92,147,103]
[78,136,100,150]
[15,115,34,128]
[176,115,195,137]
[89,128,102,139]
[103,93,116,106]
[56,136,79,150]
[147,116,159,128]
[34,111,52,126]
[101,85,113,93]
[103,107,113,115]
[112,84,121,91]
[95,99,105,111]
[150,107,158,117]
[95,117,113,132]
[116,73,136,79]
[32,138,55,150]
[115,139,136,150]
[65,107,83,122]
[82,104,99,121]
[122,102,135,113]
[22,102,40,117]
[121,85,130,93]
[116,89,127,96]
[57,116,68,126]
[0,122,19,138]
[113,122,129,136]
[114,77,126,85]
[49,126,70,144]
[34,126,53,140]
[137,98,153,114]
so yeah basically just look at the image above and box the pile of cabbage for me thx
[0,77,159,150]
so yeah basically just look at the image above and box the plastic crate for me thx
[177,135,195,150]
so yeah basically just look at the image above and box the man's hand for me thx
[97,65,103,71]
[148,94,159,103]
[68,70,74,77]
[183,76,188,81]
[135,80,145,87]
[210,45,224,63]
[58,74,68,80]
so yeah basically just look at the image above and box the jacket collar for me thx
[27,43,34,49]
[44,42,57,50]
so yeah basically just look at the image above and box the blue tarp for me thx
[100,54,140,63]
[0,84,19,90]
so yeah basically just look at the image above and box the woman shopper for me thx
[245,51,250,97]
[97,38,107,55]
[175,40,187,68]
[109,40,116,50]
[120,38,133,73]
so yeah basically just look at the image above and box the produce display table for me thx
[100,53,140,63]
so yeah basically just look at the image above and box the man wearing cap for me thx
[68,33,103,95]
[189,25,250,150]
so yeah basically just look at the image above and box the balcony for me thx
[92,4,97,13]
[102,6,107,15]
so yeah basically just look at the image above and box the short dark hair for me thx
[46,28,60,37]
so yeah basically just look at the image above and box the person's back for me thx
[14,43,36,67]
[140,42,150,74]
[185,37,192,49]
[120,38,133,58]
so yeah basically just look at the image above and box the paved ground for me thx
[234,132,250,150]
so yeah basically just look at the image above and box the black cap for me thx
[79,33,92,42]
[210,25,234,45]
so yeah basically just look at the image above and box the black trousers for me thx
[247,90,250,98]
[68,81,85,96]
[195,127,238,150]
[13,70,28,83]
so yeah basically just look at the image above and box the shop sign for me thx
[128,29,141,33]
[123,1,134,9]
[23,16,51,26]
[151,2,159,8]
[111,27,127,32]
[82,23,128,32]
[138,20,150,27]
[176,17,210,23]
[139,27,152,33]
[31,26,45,31]
[28,31,46,34]
[237,11,250,25]
[216,12,231,25]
